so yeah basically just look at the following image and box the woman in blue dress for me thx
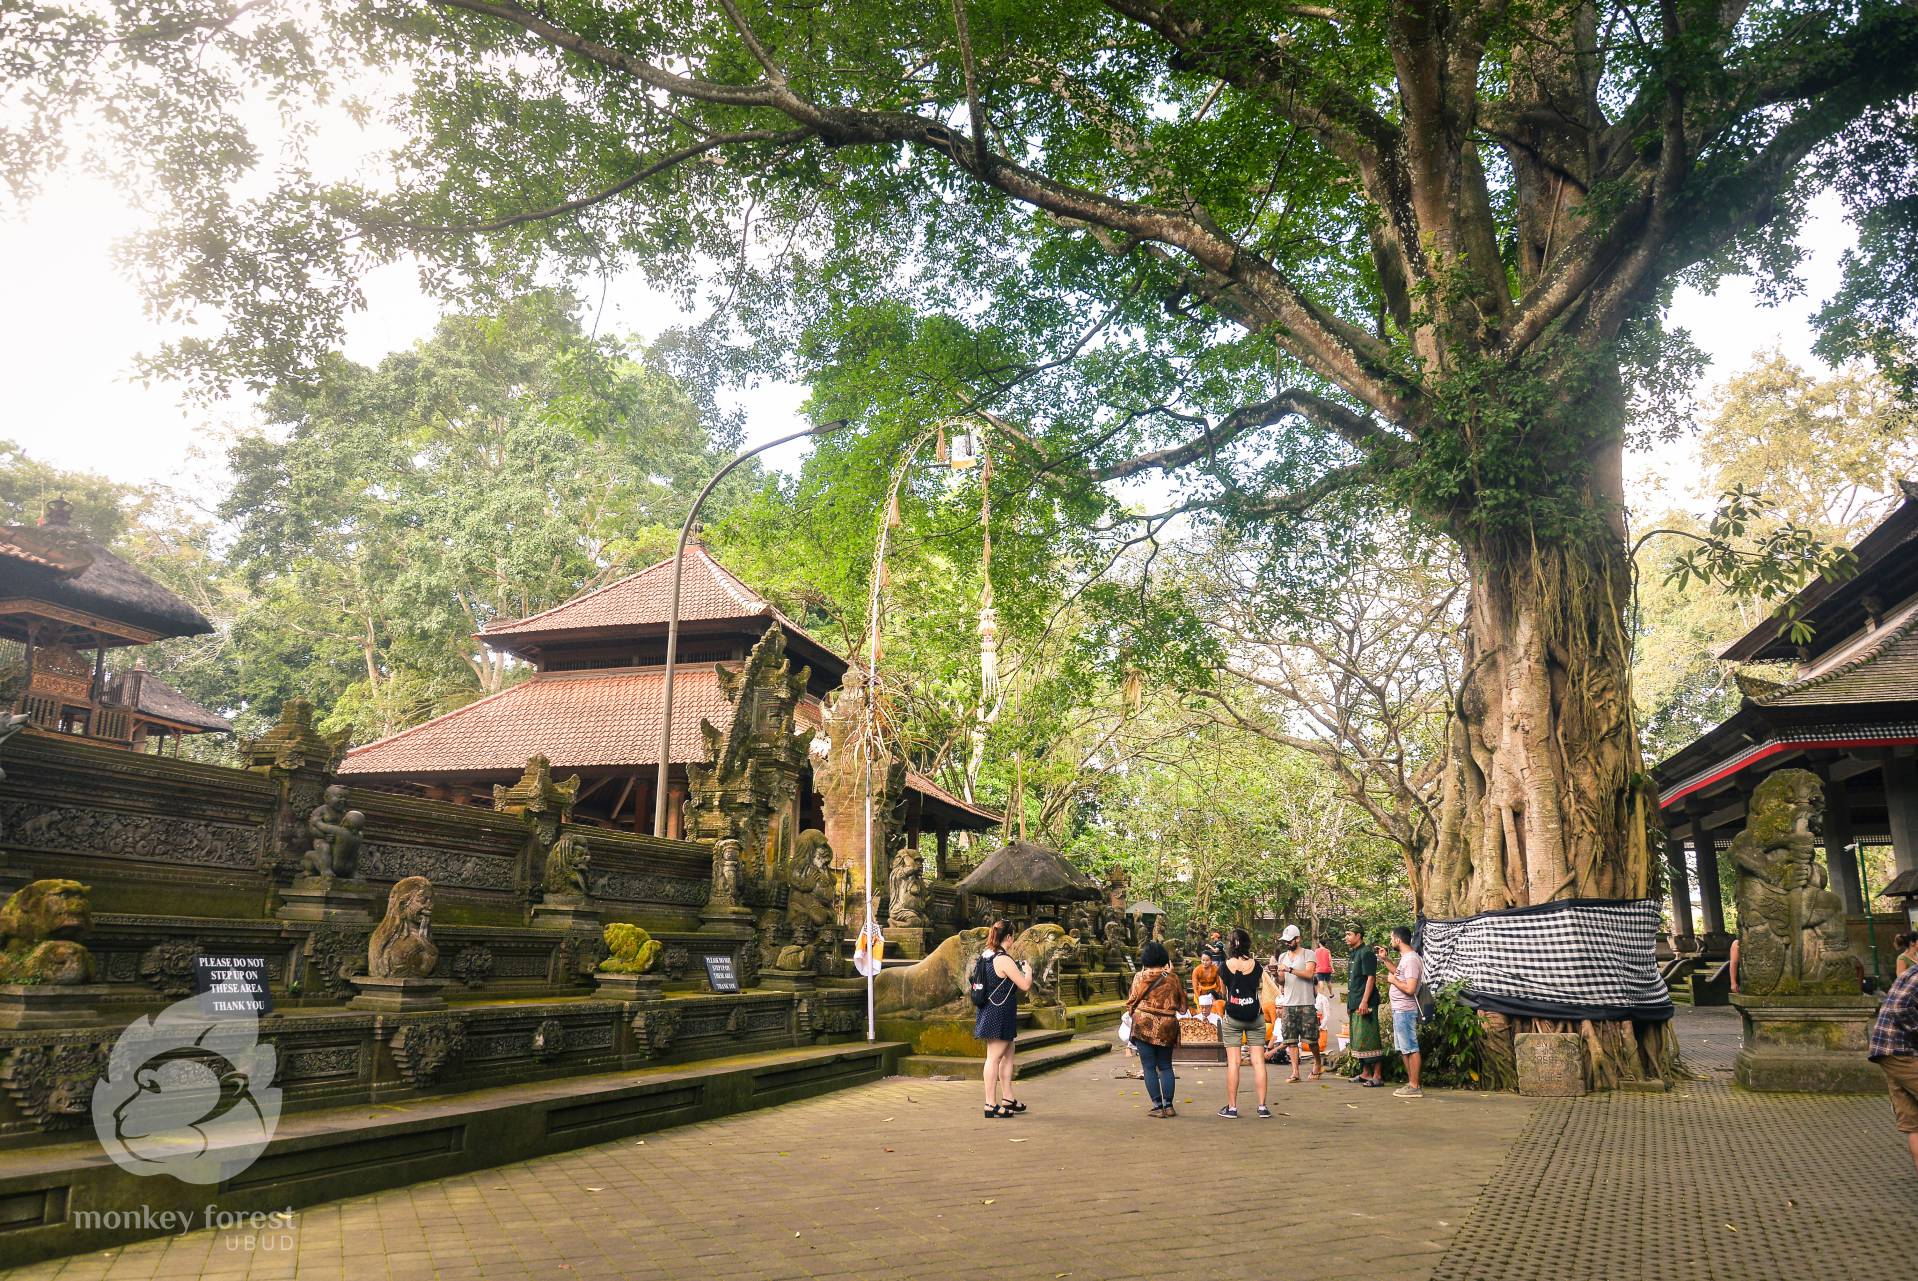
[974,919,1032,1118]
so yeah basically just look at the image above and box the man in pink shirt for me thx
[1313,937,1334,993]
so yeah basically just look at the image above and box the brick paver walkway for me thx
[9,1009,1912,1281]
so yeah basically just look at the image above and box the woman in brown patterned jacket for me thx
[1126,941,1189,1118]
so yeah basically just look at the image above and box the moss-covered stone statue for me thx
[542,828,592,901]
[1729,770,1856,996]
[0,879,95,985]
[599,923,662,974]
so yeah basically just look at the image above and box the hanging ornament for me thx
[978,585,1001,704]
[887,489,903,529]
[853,919,886,977]
[1122,665,1144,712]
[948,426,978,470]
[935,424,949,464]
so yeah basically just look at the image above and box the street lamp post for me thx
[652,419,849,837]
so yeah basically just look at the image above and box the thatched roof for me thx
[955,840,1101,903]
[0,515,211,642]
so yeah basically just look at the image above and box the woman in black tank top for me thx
[1215,929,1270,1118]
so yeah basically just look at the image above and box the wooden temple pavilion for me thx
[1654,481,1918,970]
[0,498,231,752]
[339,543,1001,862]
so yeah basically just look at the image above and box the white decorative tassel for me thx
[978,596,1000,703]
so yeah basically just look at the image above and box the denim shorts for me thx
[1392,1009,1420,1055]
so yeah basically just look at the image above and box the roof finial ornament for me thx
[39,497,71,528]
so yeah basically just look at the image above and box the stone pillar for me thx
[935,823,951,879]
[1819,769,1865,915]
[1884,753,1918,878]
[1664,835,1695,945]
[1693,830,1727,937]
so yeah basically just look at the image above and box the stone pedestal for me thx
[593,972,665,1001]
[0,984,110,1030]
[758,967,816,992]
[1699,929,1734,961]
[1731,994,1884,1092]
[1515,1032,1589,1096]
[348,976,448,1012]
[881,926,927,960]
[277,877,380,924]
[531,897,602,931]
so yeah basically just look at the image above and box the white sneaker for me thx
[1393,1085,1423,1098]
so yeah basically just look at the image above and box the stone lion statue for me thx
[599,923,662,974]
[874,923,1080,1018]
[0,879,94,985]
[369,876,438,979]
[542,828,592,900]
[1729,769,1855,996]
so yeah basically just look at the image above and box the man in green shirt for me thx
[1344,927,1385,1087]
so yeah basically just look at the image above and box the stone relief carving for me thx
[451,945,495,988]
[389,1018,467,1087]
[542,829,592,901]
[631,1006,680,1058]
[684,626,812,879]
[531,1018,566,1059]
[358,843,515,892]
[0,801,256,870]
[138,939,202,997]
[1,1042,108,1130]
[304,927,370,1000]
[587,868,708,907]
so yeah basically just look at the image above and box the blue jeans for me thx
[1393,1009,1421,1056]
[1136,1041,1176,1106]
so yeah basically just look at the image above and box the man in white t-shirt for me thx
[1383,925,1424,1098]
[1276,925,1323,1081]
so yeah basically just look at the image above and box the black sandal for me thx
[1003,1098,1027,1114]
[984,1104,1010,1118]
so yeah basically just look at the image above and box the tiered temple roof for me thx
[341,543,1000,832]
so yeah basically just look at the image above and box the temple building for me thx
[340,543,1000,865]
[1655,481,1918,969]
[0,498,231,751]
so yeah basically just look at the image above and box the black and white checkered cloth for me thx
[1418,898,1673,1023]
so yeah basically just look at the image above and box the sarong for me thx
[1348,1007,1384,1061]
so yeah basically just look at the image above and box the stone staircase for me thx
[895,1026,1112,1079]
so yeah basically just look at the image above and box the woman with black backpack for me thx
[972,919,1032,1118]
[1216,928,1270,1118]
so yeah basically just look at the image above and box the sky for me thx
[0,160,1854,515]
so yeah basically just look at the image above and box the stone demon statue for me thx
[1729,769,1856,996]
[0,879,95,984]
[542,828,592,901]
[369,876,438,979]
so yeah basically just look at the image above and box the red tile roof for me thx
[339,664,1003,826]
[340,666,751,775]
[482,543,783,639]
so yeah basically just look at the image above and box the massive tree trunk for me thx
[1421,383,1678,1088]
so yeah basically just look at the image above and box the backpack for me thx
[969,951,999,1009]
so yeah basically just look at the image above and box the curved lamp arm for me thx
[653,419,850,836]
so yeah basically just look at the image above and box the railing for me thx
[19,693,135,744]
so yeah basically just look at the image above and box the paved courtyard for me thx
[8,1008,1911,1281]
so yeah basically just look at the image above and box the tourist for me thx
[1276,925,1323,1082]
[1126,940,1188,1118]
[973,919,1032,1119]
[1867,960,1918,1175]
[1216,928,1270,1118]
[1314,934,1334,993]
[1202,928,1227,969]
[1895,931,1917,979]
[1383,925,1424,1098]
[1344,926,1385,1087]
